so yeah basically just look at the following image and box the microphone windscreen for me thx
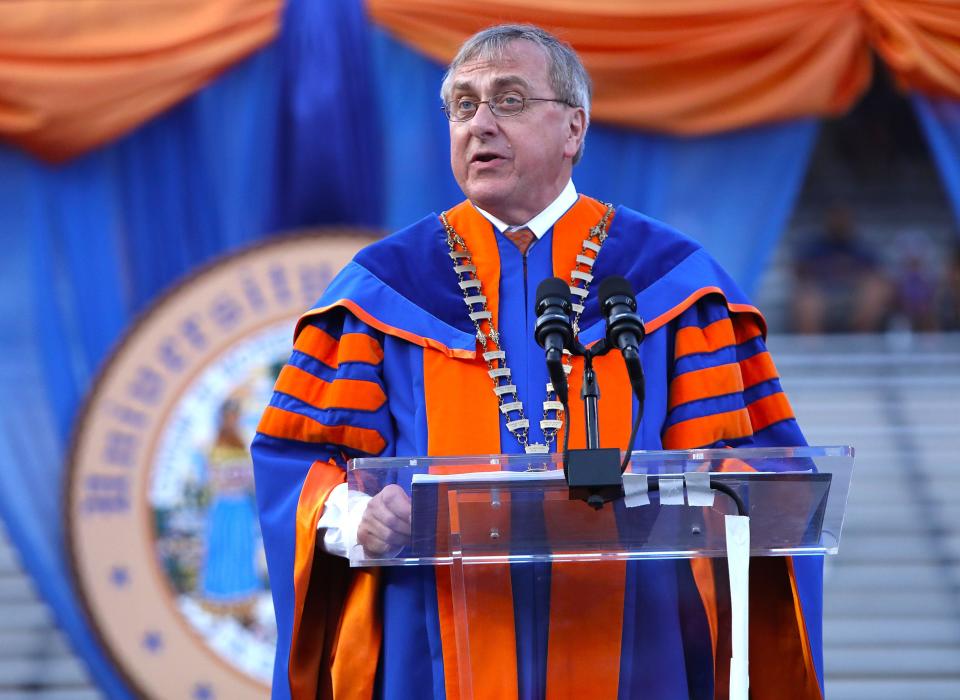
[598,275,635,308]
[536,277,571,306]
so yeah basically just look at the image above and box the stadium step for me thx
[771,333,960,700]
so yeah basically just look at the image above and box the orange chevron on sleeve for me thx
[746,392,795,432]
[340,332,384,365]
[662,408,753,449]
[294,324,339,367]
[674,317,734,359]
[739,351,780,389]
[275,365,386,412]
[669,363,744,409]
[295,324,384,368]
[257,406,387,454]
[732,312,765,345]
[675,314,765,360]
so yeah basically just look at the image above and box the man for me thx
[253,24,823,700]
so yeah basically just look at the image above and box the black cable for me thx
[709,480,747,517]
[619,394,644,472]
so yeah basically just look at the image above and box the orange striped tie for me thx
[503,227,535,255]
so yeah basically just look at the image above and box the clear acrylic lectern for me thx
[346,446,853,699]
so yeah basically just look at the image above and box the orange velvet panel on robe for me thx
[424,344,521,700]
[423,195,627,700]
[424,199,519,700]
[544,197,630,700]
[290,460,382,700]
[0,0,281,161]
[543,349,631,700]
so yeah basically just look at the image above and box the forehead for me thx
[449,40,551,93]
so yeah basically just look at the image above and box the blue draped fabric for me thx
[371,29,818,296]
[0,1,379,696]
[913,93,960,231]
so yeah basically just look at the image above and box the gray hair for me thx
[440,24,592,164]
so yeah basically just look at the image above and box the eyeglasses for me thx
[442,91,576,122]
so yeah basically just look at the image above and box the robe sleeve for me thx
[663,295,805,450]
[252,308,390,700]
[664,295,824,700]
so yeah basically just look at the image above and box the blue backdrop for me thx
[914,94,960,230]
[0,1,378,696]
[3,3,958,697]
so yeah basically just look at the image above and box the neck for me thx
[477,177,570,226]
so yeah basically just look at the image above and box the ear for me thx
[563,107,587,160]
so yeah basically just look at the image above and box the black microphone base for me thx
[565,447,623,510]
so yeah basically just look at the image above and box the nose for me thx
[468,101,499,137]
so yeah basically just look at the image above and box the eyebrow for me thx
[452,74,533,95]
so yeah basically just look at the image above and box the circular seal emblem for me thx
[67,231,376,699]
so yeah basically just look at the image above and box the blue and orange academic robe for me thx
[252,195,824,700]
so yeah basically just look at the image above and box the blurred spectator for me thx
[792,204,892,333]
[889,229,939,331]
[939,242,960,331]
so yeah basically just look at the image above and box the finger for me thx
[361,537,391,557]
[374,487,412,536]
[361,497,411,546]
[382,485,413,521]
[367,507,411,541]
[357,519,393,555]
[359,506,398,544]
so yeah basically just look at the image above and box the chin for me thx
[464,183,509,211]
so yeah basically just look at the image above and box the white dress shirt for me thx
[317,181,579,557]
[474,179,578,239]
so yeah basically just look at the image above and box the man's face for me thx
[447,40,586,224]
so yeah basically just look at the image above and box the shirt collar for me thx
[473,180,578,239]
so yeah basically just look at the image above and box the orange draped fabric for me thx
[863,0,960,99]
[367,0,960,135]
[5,1,959,160]
[0,0,281,162]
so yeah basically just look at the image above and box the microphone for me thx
[598,276,646,400]
[535,277,573,405]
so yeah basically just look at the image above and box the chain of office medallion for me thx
[439,203,614,453]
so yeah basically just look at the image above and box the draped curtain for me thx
[0,1,379,695]
[0,0,283,161]
[913,94,960,228]
[368,0,960,134]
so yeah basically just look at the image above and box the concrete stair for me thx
[771,333,960,700]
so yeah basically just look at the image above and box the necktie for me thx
[503,227,535,255]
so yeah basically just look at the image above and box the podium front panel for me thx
[347,445,852,567]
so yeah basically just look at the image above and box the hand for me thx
[357,484,411,558]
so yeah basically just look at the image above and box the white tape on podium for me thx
[622,473,650,507]
[684,471,715,506]
[659,477,685,505]
[726,514,750,700]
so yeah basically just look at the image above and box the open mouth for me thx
[473,153,502,163]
